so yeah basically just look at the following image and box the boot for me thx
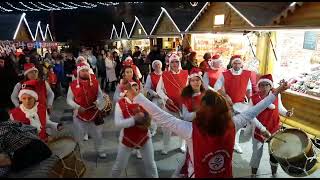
[251,168,258,178]
[271,164,278,177]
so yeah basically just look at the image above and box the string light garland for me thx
[19,2,40,11]
[0,2,126,12]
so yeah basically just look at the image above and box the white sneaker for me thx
[151,130,157,137]
[180,145,186,153]
[98,152,107,159]
[136,150,142,159]
[83,134,89,141]
[234,143,243,154]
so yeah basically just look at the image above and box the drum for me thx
[269,128,319,177]
[101,93,112,115]
[47,136,86,178]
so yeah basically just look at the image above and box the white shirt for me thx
[144,72,162,97]
[133,92,276,177]
[213,68,252,92]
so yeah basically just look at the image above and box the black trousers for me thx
[10,139,52,172]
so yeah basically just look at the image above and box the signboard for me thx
[303,31,318,50]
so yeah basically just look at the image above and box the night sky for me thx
[0,2,198,43]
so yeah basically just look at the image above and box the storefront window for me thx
[275,30,320,97]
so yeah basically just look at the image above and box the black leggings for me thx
[10,139,52,171]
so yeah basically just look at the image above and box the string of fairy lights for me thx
[0,2,143,12]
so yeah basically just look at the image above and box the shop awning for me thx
[0,13,34,41]
[185,2,292,33]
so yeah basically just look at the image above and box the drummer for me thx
[9,80,63,142]
[111,81,158,178]
[249,74,293,178]
[120,79,290,178]
[144,60,163,136]
[213,55,253,154]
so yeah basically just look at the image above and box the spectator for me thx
[113,51,122,81]
[140,50,150,83]
[87,48,97,74]
[147,46,161,69]
[63,53,76,90]
[47,65,59,99]
[199,52,212,73]
[96,53,106,90]
[105,51,117,92]
[132,46,142,66]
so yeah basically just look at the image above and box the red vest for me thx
[192,121,235,178]
[48,72,58,85]
[250,71,258,94]
[10,104,48,141]
[252,91,280,142]
[118,98,149,148]
[182,93,204,112]
[207,68,225,87]
[150,72,161,91]
[70,74,99,122]
[223,70,251,103]
[162,70,188,110]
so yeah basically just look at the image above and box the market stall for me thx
[185,2,290,70]
[117,21,132,52]
[269,2,320,139]
[128,16,154,52]
[149,6,200,52]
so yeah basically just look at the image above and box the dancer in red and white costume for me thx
[11,63,54,111]
[111,81,158,178]
[66,63,106,158]
[250,74,293,178]
[203,54,226,91]
[122,56,142,80]
[113,61,144,158]
[120,79,290,178]
[10,80,62,142]
[214,55,252,154]
[144,60,163,136]
[156,53,189,154]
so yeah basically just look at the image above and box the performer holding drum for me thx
[66,62,107,158]
[111,81,158,178]
[214,55,253,154]
[144,60,163,136]
[156,53,189,154]
[249,74,293,178]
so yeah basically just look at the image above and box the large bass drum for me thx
[269,128,319,177]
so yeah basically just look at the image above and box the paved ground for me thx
[49,93,320,178]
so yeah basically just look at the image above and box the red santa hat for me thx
[18,80,38,101]
[152,60,162,70]
[257,74,274,87]
[122,59,134,68]
[76,56,87,64]
[119,80,138,97]
[230,55,243,64]
[188,67,203,81]
[209,54,222,67]
[24,63,38,76]
[124,56,133,62]
[168,53,181,71]
[76,62,93,88]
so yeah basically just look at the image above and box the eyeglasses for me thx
[259,83,271,87]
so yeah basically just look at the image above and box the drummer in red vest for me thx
[121,77,290,178]
[203,54,226,91]
[214,55,252,154]
[71,56,95,81]
[144,60,163,136]
[111,80,158,178]
[10,80,63,142]
[156,53,189,154]
[249,74,293,178]
[11,63,54,113]
[66,62,107,158]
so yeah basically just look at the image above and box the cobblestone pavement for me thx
[49,95,320,178]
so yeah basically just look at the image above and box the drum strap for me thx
[123,135,149,149]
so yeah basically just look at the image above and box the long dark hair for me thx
[181,83,205,98]
[120,66,138,82]
[194,90,234,136]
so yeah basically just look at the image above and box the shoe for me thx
[271,173,277,178]
[151,130,157,137]
[83,134,89,141]
[136,150,142,159]
[161,149,168,155]
[180,145,186,153]
[251,174,257,178]
[98,152,107,159]
[233,143,243,154]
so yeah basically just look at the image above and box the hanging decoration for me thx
[190,2,198,7]
[0,2,145,12]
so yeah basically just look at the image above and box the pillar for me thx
[256,31,277,75]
